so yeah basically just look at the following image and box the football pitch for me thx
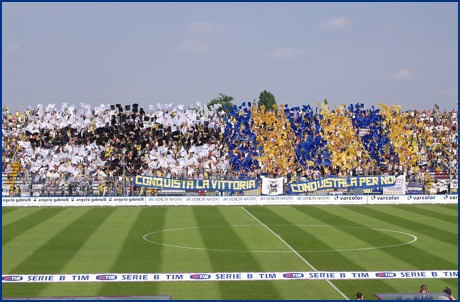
[2,204,458,300]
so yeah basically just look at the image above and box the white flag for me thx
[261,177,284,195]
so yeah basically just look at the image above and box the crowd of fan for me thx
[2,102,234,194]
[2,102,457,195]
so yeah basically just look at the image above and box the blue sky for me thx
[2,2,458,111]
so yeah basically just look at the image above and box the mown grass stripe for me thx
[292,206,455,268]
[344,206,457,269]
[396,205,458,224]
[267,205,413,265]
[36,207,145,298]
[435,204,458,211]
[2,207,21,215]
[153,206,221,299]
[3,207,116,298]
[11,207,117,274]
[215,207,303,256]
[245,206,371,271]
[246,206,400,298]
[420,204,458,218]
[154,206,217,272]
[2,208,67,246]
[193,206,282,300]
[193,207,264,270]
[2,205,457,300]
[2,208,92,274]
[3,207,43,227]
[395,205,457,224]
[363,205,458,246]
[242,207,349,300]
[98,207,168,297]
[59,207,145,273]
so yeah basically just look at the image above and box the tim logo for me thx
[283,273,304,279]
[96,275,117,280]
[407,196,412,200]
[375,272,396,278]
[2,276,23,281]
[190,274,211,280]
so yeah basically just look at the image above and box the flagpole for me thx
[449,165,452,194]
[122,148,126,196]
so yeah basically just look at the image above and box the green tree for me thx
[207,93,235,113]
[258,90,277,110]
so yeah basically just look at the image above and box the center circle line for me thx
[142,224,418,253]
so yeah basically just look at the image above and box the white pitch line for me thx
[242,207,349,300]
[142,225,417,253]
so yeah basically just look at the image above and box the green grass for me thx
[2,205,458,300]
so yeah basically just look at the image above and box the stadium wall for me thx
[1,194,457,207]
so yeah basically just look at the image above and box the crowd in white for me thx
[2,101,457,196]
[3,102,237,195]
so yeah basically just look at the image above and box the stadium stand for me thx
[2,102,457,197]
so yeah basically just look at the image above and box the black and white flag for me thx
[261,177,284,195]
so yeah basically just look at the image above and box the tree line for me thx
[207,90,276,113]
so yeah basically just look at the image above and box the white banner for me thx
[383,175,406,195]
[261,177,284,195]
[368,195,404,204]
[1,197,33,206]
[451,179,458,194]
[405,195,439,204]
[72,197,107,207]
[2,270,457,283]
[183,196,221,206]
[13,197,34,207]
[221,196,258,206]
[20,184,31,197]
[32,184,43,196]
[146,196,184,206]
[295,196,333,205]
[330,195,367,205]
[110,197,145,206]
[1,195,458,207]
[2,185,10,196]
[259,195,295,205]
[34,197,71,207]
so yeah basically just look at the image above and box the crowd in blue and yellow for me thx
[2,101,457,194]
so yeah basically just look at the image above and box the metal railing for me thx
[2,174,263,197]
[3,168,456,197]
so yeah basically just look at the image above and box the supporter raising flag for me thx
[251,103,297,177]
[318,101,371,175]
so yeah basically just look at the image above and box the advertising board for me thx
[2,195,458,207]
